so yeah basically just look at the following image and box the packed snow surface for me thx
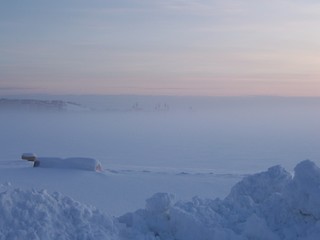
[1,160,320,239]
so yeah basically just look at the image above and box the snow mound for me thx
[118,160,320,240]
[0,188,116,240]
[34,157,102,172]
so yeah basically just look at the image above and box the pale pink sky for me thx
[1,0,320,96]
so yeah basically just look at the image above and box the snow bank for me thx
[0,188,116,240]
[118,160,320,240]
[1,160,320,240]
[34,157,102,172]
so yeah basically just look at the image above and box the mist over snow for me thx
[5,94,320,113]
[0,98,88,112]
[1,95,320,172]
[1,95,320,239]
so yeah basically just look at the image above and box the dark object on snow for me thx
[21,153,37,162]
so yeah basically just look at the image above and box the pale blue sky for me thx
[1,0,320,96]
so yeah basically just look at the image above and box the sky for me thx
[1,0,320,96]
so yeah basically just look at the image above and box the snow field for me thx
[0,165,241,216]
[1,160,320,239]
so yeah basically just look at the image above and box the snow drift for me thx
[1,160,320,240]
[119,160,320,240]
[0,188,116,240]
[33,157,102,172]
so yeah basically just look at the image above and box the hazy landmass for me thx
[2,95,320,113]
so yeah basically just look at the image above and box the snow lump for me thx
[0,188,117,240]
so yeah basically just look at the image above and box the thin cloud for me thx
[156,0,243,16]
[0,87,40,91]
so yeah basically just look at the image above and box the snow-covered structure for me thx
[21,154,102,172]
[34,157,103,172]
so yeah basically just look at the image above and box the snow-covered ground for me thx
[2,107,320,173]
[0,160,242,216]
[1,97,320,239]
[1,160,320,239]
